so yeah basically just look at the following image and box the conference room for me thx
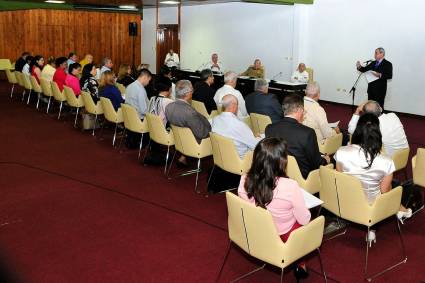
[0,0,424,282]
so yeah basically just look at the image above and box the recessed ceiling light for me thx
[160,1,180,4]
[118,5,138,10]
[45,0,66,3]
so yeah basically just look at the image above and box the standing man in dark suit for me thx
[356,47,393,109]
[265,94,330,179]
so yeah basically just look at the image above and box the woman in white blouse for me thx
[334,113,411,244]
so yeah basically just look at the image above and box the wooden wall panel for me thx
[0,9,141,70]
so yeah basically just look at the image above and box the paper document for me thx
[302,189,324,209]
[365,70,379,83]
[328,121,340,128]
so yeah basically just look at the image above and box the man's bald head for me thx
[222,94,238,114]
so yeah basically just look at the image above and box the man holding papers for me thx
[356,47,393,109]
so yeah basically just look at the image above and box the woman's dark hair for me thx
[68,62,81,75]
[30,55,43,69]
[244,138,288,208]
[159,65,171,76]
[80,63,95,86]
[55,57,67,67]
[26,56,34,64]
[351,113,382,169]
[155,77,172,93]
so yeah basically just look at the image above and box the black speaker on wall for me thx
[129,22,138,36]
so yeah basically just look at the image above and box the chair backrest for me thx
[5,69,17,84]
[121,104,148,134]
[335,171,402,226]
[306,67,314,83]
[15,71,25,87]
[250,113,272,136]
[145,113,174,146]
[0,59,12,70]
[319,166,341,216]
[30,75,42,93]
[318,133,343,155]
[413,148,425,187]
[392,147,410,171]
[115,83,126,96]
[171,125,212,158]
[51,81,67,102]
[286,155,306,186]
[22,73,32,90]
[100,97,122,123]
[226,192,325,268]
[209,132,252,175]
[40,78,53,97]
[191,100,218,119]
[81,91,101,114]
[64,85,84,108]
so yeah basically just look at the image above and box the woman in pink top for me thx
[65,63,82,96]
[238,137,311,280]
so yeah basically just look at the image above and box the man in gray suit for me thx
[165,80,212,166]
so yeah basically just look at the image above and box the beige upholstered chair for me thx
[121,104,149,159]
[0,59,12,70]
[191,100,218,120]
[218,192,327,283]
[100,97,124,147]
[249,112,272,136]
[22,73,33,105]
[169,125,213,192]
[209,132,253,177]
[115,83,126,97]
[29,76,43,110]
[412,148,425,187]
[318,133,343,155]
[14,71,27,101]
[144,113,175,175]
[39,78,54,113]
[81,91,104,136]
[334,171,406,281]
[63,86,85,127]
[51,81,68,119]
[392,147,410,180]
[5,69,17,98]
[286,155,333,194]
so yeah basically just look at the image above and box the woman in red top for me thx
[30,55,44,84]
[52,57,68,92]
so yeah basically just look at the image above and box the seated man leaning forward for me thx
[302,82,340,143]
[212,94,261,159]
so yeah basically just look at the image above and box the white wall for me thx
[180,3,295,80]
[300,0,425,115]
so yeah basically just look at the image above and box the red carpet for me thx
[0,81,424,282]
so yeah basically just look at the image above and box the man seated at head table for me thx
[165,80,212,167]
[347,100,408,157]
[214,71,248,119]
[201,53,224,73]
[291,63,309,83]
[212,94,261,159]
[245,78,284,123]
[302,82,340,143]
[240,58,265,79]
[265,94,330,179]
[192,69,218,115]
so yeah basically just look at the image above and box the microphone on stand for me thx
[270,71,283,83]
[363,59,373,64]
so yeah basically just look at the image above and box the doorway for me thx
[156,24,180,74]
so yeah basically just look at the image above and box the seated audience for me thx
[158,65,176,100]
[238,137,311,280]
[164,49,179,69]
[100,57,114,76]
[335,113,412,242]
[241,58,264,79]
[80,63,99,102]
[245,78,283,123]
[291,63,309,83]
[348,100,408,157]
[30,55,44,84]
[99,71,124,111]
[148,77,173,126]
[52,57,68,91]
[214,71,248,118]
[192,69,218,115]
[126,69,152,119]
[15,52,30,72]
[201,53,223,73]
[117,64,135,87]
[65,63,82,96]
[22,55,33,75]
[212,94,261,158]
[41,56,56,81]
[265,94,330,179]
[302,82,340,143]
[67,52,78,69]
[79,54,93,70]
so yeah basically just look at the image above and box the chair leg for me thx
[58,102,63,120]
[10,84,14,98]
[36,93,40,110]
[26,89,32,104]
[112,123,118,146]
[137,133,144,160]
[21,90,25,101]
[142,139,151,165]
[230,264,266,283]
[118,129,127,152]
[317,248,328,283]
[74,107,80,128]
[167,150,177,179]
[207,165,215,188]
[46,97,52,114]
[195,158,201,193]
[280,267,284,283]
[164,145,171,175]
[215,241,232,283]
[92,114,97,136]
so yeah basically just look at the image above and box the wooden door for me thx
[156,24,179,73]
